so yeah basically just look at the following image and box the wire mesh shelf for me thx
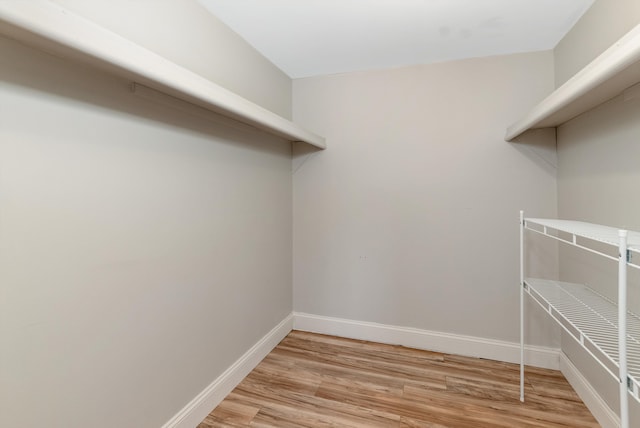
[521,213,640,427]
[525,218,640,259]
[525,278,640,401]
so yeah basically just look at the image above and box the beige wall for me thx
[554,0,640,87]
[553,0,640,422]
[52,0,293,118]
[557,92,640,316]
[292,51,559,346]
[556,90,640,425]
[0,35,292,428]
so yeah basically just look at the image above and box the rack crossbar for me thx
[525,218,640,258]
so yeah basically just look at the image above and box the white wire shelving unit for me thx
[520,212,640,428]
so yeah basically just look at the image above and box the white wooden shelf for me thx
[0,0,326,149]
[506,23,640,141]
[525,278,640,401]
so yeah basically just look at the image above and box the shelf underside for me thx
[0,1,326,149]
[506,23,640,141]
[525,278,640,401]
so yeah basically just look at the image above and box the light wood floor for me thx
[198,331,599,427]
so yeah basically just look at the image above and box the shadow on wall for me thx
[292,141,323,175]
[556,92,640,178]
[507,127,557,177]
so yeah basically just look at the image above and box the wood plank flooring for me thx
[198,331,599,427]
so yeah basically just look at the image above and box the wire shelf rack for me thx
[525,218,640,268]
[525,278,640,401]
[520,213,639,428]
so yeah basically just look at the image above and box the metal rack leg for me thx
[520,210,525,402]
[618,230,628,428]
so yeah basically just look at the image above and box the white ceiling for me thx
[198,0,594,79]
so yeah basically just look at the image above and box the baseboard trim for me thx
[293,312,559,369]
[560,352,619,428]
[162,313,293,428]
[161,312,617,427]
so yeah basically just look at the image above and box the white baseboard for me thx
[161,312,616,428]
[560,352,619,428]
[162,313,293,428]
[293,312,559,370]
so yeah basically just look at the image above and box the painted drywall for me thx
[51,0,292,119]
[553,0,640,88]
[0,35,292,428]
[556,90,640,424]
[292,51,559,348]
[550,1,640,422]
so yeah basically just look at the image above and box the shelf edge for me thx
[524,218,640,257]
[505,23,640,142]
[0,0,326,149]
